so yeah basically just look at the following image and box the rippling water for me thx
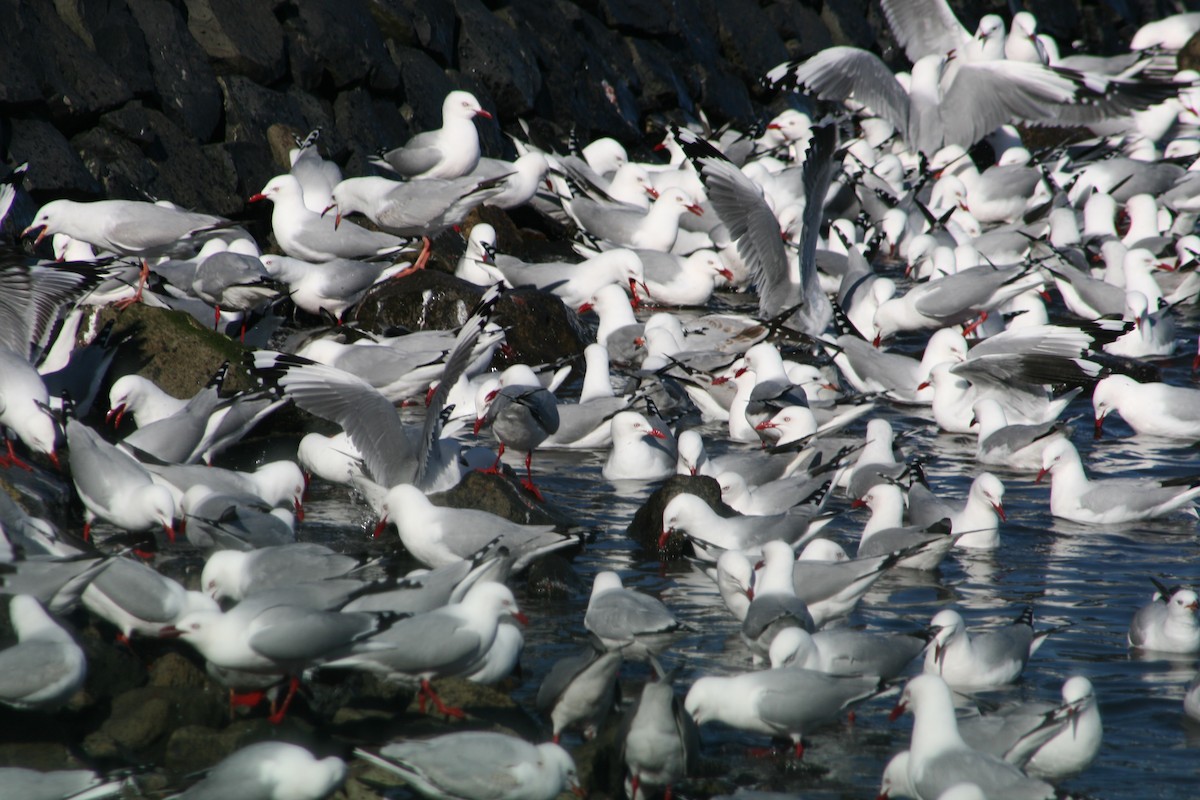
[243,292,1200,799]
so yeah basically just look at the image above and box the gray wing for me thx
[247,544,359,587]
[755,670,878,730]
[0,641,79,701]
[765,49,910,145]
[742,593,814,639]
[916,748,1054,800]
[1077,480,1195,516]
[671,128,791,321]
[938,62,1079,151]
[417,283,503,488]
[879,0,970,63]
[176,742,300,800]
[0,263,102,362]
[87,557,181,622]
[382,130,447,177]
[906,483,957,530]
[251,351,419,488]
[814,629,928,678]
[585,591,681,641]
[247,605,382,663]
[377,734,534,800]
[790,125,837,336]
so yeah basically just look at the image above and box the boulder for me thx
[184,0,287,85]
[626,474,729,556]
[9,119,102,199]
[280,0,399,92]
[126,0,222,142]
[81,684,226,760]
[333,87,410,177]
[388,45,458,132]
[453,0,542,118]
[593,0,675,37]
[370,0,459,67]
[766,2,835,58]
[80,0,156,97]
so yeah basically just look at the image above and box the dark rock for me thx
[148,651,211,690]
[626,474,728,557]
[184,0,287,85]
[625,37,696,118]
[80,1,157,98]
[0,742,80,772]
[691,60,756,126]
[593,0,674,36]
[697,0,789,85]
[349,269,589,366]
[96,303,254,401]
[77,624,149,709]
[126,0,222,142]
[0,3,42,105]
[525,554,584,599]
[219,76,336,196]
[82,684,226,760]
[453,0,542,118]
[333,87,410,177]
[8,118,102,199]
[0,461,76,533]
[820,0,878,50]
[279,0,399,92]
[370,0,459,67]
[77,103,241,215]
[389,45,458,132]
[765,2,834,59]
[162,724,239,776]
[1181,29,1200,72]
[24,2,134,123]
[431,470,576,528]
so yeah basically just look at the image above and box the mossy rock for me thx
[96,303,255,400]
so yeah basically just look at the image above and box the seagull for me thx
[620,668,700,800]
[200,543,362,602]
[584,571,690,660]
[536,644,623,742]
[249,174,410,262]
[957,675,1102,782]
[1037,438,1200,524]
[374,483,579,572]
[685,645,883,758]
[659,488,831,562]
[82,556,219,641]
[1092,374,1200,441]
[319,581,527,718]
[66,418,177,541]
[1128,582,1200,654]
[602,410,675,481]
[741,539,815,663]
[923,606,1052,688]
[327,173,508,238]
[473,363,561,500]
[373,90,493,180]
[168,741,345,800]
[906,472,1007,550]
[890,674,1056,800]
[354,732,579,800]
[0,595,87,711]
[769,625,929,681]
[971,398,1070,472]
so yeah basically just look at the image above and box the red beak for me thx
[888,700,907,721]
[1035,468,1049,483]
[992,502,1006,521]
[850,497,867,508]
[247,193,267,203]
[647,428,666,439]
[686,204,704,216]
[754,420,776,431]
[513,610,530,625]
[106,404,127,427]
[373,516,389,538]
[475,109,494,119]
[657,529,672,549]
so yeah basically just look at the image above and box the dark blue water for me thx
[294,294,1200,799]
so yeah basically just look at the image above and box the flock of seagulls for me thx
[2,2,1200,799]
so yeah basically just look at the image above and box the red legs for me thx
[521,451,545,501]
[961,311,988,338]
[267,676,301,724]
[417,679,465,719]
[392,237,433,280]
[0,439,33,471]
[114,260,150,310]
[478,442,506,475]
[229,688,267,716]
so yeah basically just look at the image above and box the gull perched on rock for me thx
[373,90,493,180]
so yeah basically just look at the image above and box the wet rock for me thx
[163,724,241,776]
[370,0,459,67]
[594,0,675,36]
[349,269,589,366]
[626,474,729,557]
[184,0,287,85]
[96,303,255,400]
[0,742,81,771]
[8,118,101,199]
[431,470,576,528]
[148,651,212,690]
[525,554,584,599]
[76,624,150,710]
[280,0,399,93]
[126,0,222,142]
[454,0,542,119]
